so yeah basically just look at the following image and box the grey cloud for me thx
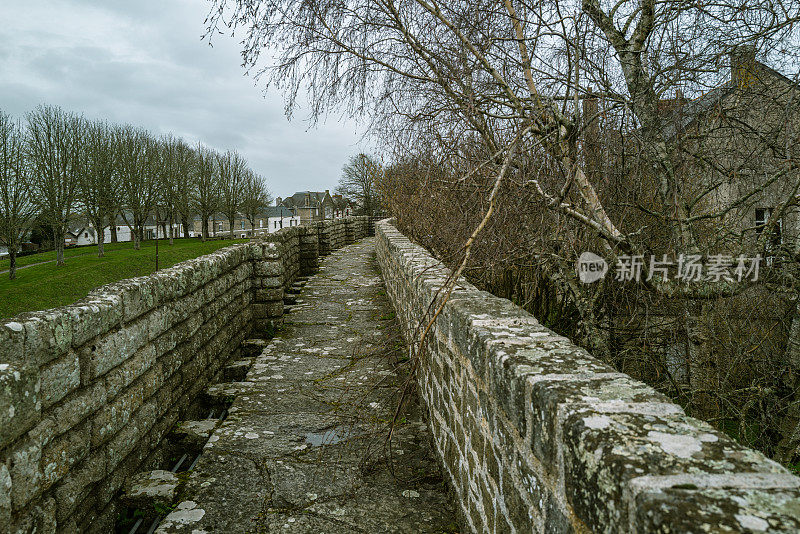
[0,0,369,196]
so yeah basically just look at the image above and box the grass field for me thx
[0,238,247,319]
[0,241,144,271]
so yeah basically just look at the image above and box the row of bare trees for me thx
[206,0,800,463]
[0,104,271,279]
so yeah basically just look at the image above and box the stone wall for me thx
[0,216,368,532]
[375,218,800,533]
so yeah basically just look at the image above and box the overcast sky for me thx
[0,0,370,199]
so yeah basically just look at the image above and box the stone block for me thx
[18,310,73,367]
[8,495,56,534]
[82,323,149,380]
[104,399,157,474]
[562,410,787,531]
[0,363,40,450]
[634,486,800,532]
[41,421,90,491]
[91,380,145,447]
[0,320,25,364]
[121,470,180,511]
[170,419,218,452]
[8,432,43,511]
[50,381,106,436]
[105,344,157,399]
[253,287,283,302]
[529,373,675,469]
[66,293,123,347]
[53,452,106,523]
[118,277,161,322]
[0,462,10,528]
[39,350,80,409]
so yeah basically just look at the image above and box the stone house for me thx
[191,207,301,238]
[583,49,800,397]
[276,190,337,223]
[659,47,800,255]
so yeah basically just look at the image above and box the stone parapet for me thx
[375,217,800,533]
[0,217,368,532]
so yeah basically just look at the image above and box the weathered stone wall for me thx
[375,218,800,533]
[0,216,368,533]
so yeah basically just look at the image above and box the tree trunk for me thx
[95,217,105,257]
[110,218,118,243]
[776,298,800,462]
[133,222,141,250]
[202,217,208,242]
[182,216,190,239]
[56,240,65,266]
[8,248,17,280]
[169,212,174,245]
[686,302,717,420]
[229,215,235,240]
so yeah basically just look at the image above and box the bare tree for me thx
[158,135,182,245]
[0,112,36,279]
[26,105,83,266]
[217,150,247,239]
[79,120,118,257]
[241,170,272,234]
[337,153,382,216]
[194,144,221,241]
[173,139,196,239]
[116,126,158,250]
[208,0,800,460]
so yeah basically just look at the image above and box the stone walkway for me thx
[156,238,458,533]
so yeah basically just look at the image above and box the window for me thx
[84,233,88,238]
[241,221,245,229]
[259,219,263,228]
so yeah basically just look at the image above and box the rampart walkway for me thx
[156,238,458,532]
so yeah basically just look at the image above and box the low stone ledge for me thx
[170,420,219,452]
[121,469,180,511]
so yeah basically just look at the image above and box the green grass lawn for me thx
[0,241,142,271]
[0,238,247,319]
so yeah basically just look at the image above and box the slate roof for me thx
[660,59,799,140]
[281,191,328,208]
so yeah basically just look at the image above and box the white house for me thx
[65,227,97,247]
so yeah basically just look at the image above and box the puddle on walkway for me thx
[305,426,354,446]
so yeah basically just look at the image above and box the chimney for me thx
[731,45,757,88]
[582,90,599,141]
[276,196,282,207]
